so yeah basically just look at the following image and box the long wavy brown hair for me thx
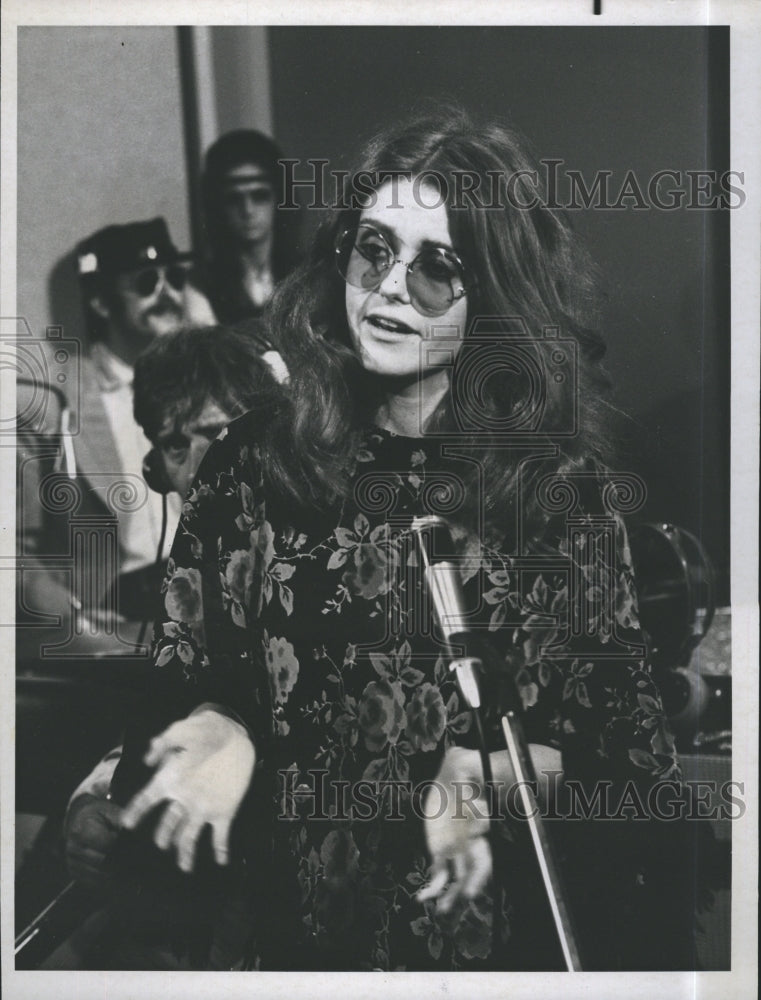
[261,106,613,542]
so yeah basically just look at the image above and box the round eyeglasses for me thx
[335,225,470,317]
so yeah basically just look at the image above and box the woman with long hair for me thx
[114,107,679,971]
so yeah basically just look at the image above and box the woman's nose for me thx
[376,259,410,302]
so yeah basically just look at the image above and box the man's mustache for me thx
[145,294,183,318]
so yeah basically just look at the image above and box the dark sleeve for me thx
[104,420,274,966]
[111,416,272,806]
[506,510,680,790]
[502,507,705,969]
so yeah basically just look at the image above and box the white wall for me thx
[17,27,191,341]
[210,27,272,138]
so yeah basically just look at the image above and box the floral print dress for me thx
[125,415,679,970]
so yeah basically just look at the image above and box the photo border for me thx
[2,2,758,998]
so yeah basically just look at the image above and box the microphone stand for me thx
[412,516,582,971]
[446,639,582,971]
[497,674,582,970]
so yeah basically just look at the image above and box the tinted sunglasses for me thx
[130,265,188,298]
[335,224,470,317]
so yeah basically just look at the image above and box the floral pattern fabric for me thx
[145,417,679,970]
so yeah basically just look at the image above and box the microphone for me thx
[410,515,483,710]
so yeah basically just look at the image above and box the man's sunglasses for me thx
[335,224,470,318]
[224,186,275,208]
[129,265,188,298]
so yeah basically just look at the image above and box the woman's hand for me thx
[120,710,256,873]
[416,747,492,913]
[416,743,563,912]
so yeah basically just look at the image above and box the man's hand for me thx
[120,710,256,874]
[64,793,122,890]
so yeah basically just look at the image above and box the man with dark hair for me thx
[133,323,281,496]
[56,326,283,969]
[200,130,299,324]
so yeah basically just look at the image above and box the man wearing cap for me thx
[16,217,212,655]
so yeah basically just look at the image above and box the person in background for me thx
[64,325,283,885]
[200,130,299,325]
[49,327,283,970]
[16,218,204,653]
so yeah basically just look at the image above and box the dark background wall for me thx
[268,26,730,601]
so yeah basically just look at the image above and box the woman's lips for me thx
[367,314,417,335]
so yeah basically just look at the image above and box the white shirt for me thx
[90,343,180,575]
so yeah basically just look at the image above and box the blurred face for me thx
[107,264,186,343]
[221,163,276,246]
[154,400,230,498]
[344,178,468,382]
